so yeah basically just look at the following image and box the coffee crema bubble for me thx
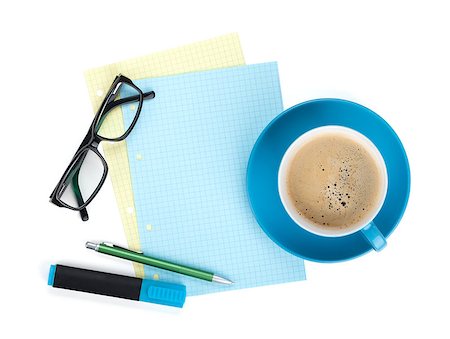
[286,132,385,231]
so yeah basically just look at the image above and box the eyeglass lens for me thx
[58,148,106,209]
[95,82,141,140]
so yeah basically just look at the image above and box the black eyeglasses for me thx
[50,74,155,221]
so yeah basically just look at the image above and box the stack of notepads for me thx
[84,33,306,296]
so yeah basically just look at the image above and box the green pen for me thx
[85,242,233,285]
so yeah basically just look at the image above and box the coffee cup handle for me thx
[361,222,387,252]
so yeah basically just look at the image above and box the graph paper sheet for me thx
[122,63,306,296]
[84,34,245,277]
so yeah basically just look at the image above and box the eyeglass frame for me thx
[49,74,155,221]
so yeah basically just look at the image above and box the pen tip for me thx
[212,275,233,285]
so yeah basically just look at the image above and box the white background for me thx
[1,1,449,338]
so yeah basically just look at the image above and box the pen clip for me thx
[102,242,143,254]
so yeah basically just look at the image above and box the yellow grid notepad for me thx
[84,34,245,277]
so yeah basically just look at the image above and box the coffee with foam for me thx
[279,126,387,236]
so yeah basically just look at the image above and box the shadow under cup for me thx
[278,126,388,251]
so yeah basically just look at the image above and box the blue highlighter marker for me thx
[48,264,186,308]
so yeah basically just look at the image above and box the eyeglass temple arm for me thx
[103,91,155,112]
[71,169,89,221]
[95,91,155,134]
[69,154,89,221]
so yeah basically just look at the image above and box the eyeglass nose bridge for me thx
[91,137,101,148]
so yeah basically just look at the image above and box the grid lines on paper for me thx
[84,34,245,276]
[123,63,306,295]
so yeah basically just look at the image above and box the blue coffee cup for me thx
[278,125,389,251]
[247,99,410,262]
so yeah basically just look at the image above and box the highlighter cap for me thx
[140,279,186,308]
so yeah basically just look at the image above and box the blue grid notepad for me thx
[122,63,306,295]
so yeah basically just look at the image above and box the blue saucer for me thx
[247,99,410,262]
